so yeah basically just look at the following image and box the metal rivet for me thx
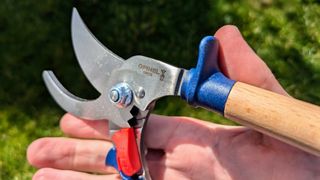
[136,87,145,99]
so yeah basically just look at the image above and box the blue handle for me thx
[181,36,235,114]
[106,147,142,180]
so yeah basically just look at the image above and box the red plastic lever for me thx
[111,128,142,176]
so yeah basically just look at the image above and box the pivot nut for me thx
[109,83,133,108]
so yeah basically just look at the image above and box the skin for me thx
[27,25,320,180]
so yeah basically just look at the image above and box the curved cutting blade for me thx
[43,71,131,128]
[71,8,123,93]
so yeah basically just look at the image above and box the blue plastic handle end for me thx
[181,36,235,114]
[106,147,135,180]
[106,147,118,170]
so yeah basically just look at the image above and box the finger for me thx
[146,150,166,180]
[148,160,188,180]
[146,149,190,180]
[33,168,120,180]
[144,115,194,150]
[144,114,225,150]
[147,151,210,180]
[60,113,110,140]
[27,137,117,174]
[214,25,288,96]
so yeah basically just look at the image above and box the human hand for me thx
[27,25,320,180]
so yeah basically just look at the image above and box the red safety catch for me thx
[112,128,142,176]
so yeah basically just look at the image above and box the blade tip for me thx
[71,7,81,24]
[72,7,79,16]
[42,70,50,79]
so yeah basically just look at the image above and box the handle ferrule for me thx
[180,36,235,113]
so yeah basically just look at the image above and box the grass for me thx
[0,108,62,179]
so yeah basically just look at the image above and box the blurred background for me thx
[0,0,319,179]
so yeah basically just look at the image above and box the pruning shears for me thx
[43,8,320,179]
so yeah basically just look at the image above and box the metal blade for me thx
[43,71,131,128]
[71,8,123,93]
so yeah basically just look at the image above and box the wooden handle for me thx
[225,82,320,156]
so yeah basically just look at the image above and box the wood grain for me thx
[225,82,320,156]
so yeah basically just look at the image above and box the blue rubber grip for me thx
[106,147,118,170]
[106,147,136,180]
[181,36,235,114]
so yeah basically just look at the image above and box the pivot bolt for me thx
[109,83,133,108]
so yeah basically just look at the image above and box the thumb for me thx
[214,25,287,96]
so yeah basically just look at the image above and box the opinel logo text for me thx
[138,64,166,81]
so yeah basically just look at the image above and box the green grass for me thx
[0,108,62,179]
[0,0,319,179]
